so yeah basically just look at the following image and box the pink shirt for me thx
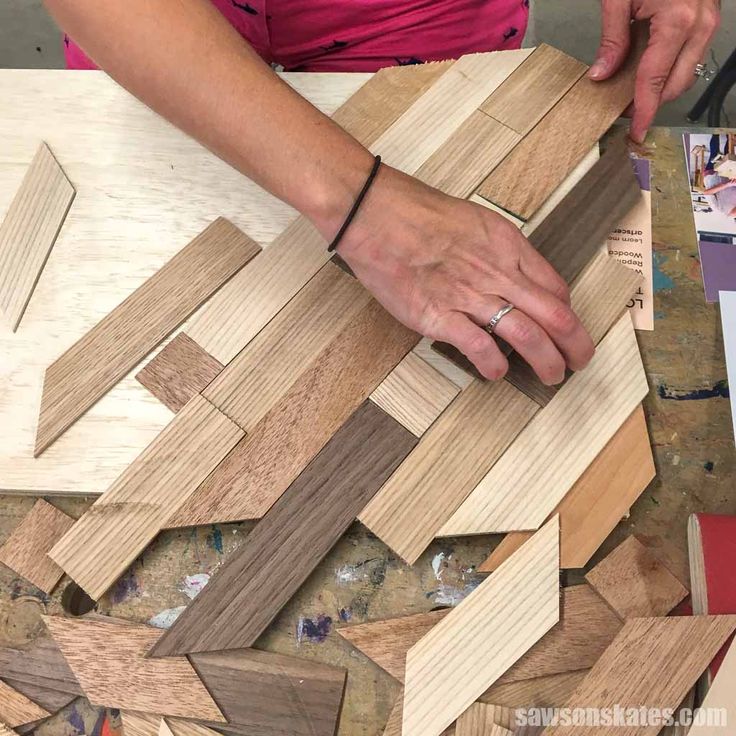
[64,0,529,72]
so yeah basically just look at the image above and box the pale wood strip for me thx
[0,142,75,331]
[121,712,159,736]
[480,44,587,135]
[49,395,244,599]
[439,314,649,534]
[0,499,74,593]
[479,671,589,709]
[35,218,259,456]
[159,720,174,736]
[456,703,514,736]
[687,638,736,736]
[0,680,49,728]
[402,516,560,736]
[0,724,19,736]
[383,689,456,736]
[370,352,460,436]
[413,338,474,389]
[42,616,224,722]
[478,405,654,571]
[164,719,220,736]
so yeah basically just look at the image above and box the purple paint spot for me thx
[110,569,140,604]
[296,614,332,644]
[90,708,108,736]
[338,607,352,622]
[67,704,85,734]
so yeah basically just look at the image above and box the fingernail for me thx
[588,58,609,79]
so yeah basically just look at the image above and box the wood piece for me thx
[479,671,589,709]
[544,616,736,736]
[121,712,159,736]
[0,499,74,593]
[687,638,736,736]
[0,142,75,331]
[456,703,514,736]
[475,28,645,220]
[370,352,460,436]
[0,680,75,715]
[49,395,244,599]
[479,405,654,571]
[150,401,417,656]
[35,218,259,456]
[42,616,224,722]
[0,638,82,696]
[359,379,538,564]
[136,333,224,413]
[383,688,455,736]
[439,313,648,534]
[0,680,49,728]
[164,719,220,736]
[480,44,587,135]
[0,725,19,736]
[585,536,688,618]
[402,516,560,736]
[159,720,174,736]
[168,299,417,528]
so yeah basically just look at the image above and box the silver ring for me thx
[484,303,515,335]
[694,63,714,81]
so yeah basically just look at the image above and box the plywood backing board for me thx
[0,499,74,593]
[0,142,75,331]
[150,401,417,656]
[0,680,49,728]
[479,404,654,571]
[479,44,587,135]
[49,395,244,600]
[439,313,649,535]
[402,516,560,736]
[687,638,736,736]
[136,333,224,413]
[585,536,689,618]
[455,703,514,736]
[34,217,259,456]
[41,616,225,722]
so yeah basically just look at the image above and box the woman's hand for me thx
[328,165,595,385]
[589,0,720,143]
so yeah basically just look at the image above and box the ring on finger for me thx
[484,303,515,335]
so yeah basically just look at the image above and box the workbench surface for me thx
[1,115,735,736]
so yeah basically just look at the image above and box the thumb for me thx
[590,0,632,80]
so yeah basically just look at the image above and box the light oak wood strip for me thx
[164,719,220,736]
[159,720,174,736]
[687,638,736,736]
[0,142,75,331]
[359,379,538,564]
[1,680,75,716]
[0,680,49,728]
[136,333,224,413]
[0,725,19,736]
[402,516,560,736]
[35,218,259,456]
[479,44,587,135]
[202,261,370,430]
[42,616,224,722]
[479,405,654,571]
[382,689,456,736]
[414,338,474,390]
[585,536,689,618]
[150,401,417,656]
[49,395,244,599]
[168,299,417,528]
[370,352,460,436]
[475,29,645,220]
[440,314,649,535]
[544,616,736,736]
[121,712,159,736]
[479,671,589,709]
[456,703,514,736]
[0,499,74,593]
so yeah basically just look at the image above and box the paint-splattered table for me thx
[1,126,734,736]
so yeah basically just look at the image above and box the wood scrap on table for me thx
[687,638,736,736]
[163,719,221,736]
[455,703,514,736]
[0,638,82,697]
[480,671,589,709]
[0,725,19,736]
[0,680,76,715]
[382,689,455,736]
[120,712,159,736]
[0,499,74,593]
[34,217,259,456]
[0,142,75,331]
[0,680,49,728]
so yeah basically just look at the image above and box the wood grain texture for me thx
[150,401,417,656]
[0,680,49,728]
[0,724,19,736]
[120,712,159,736]
[687,638,736,736]
[0,638,82,697]
[475,29,645,220]
[35,218,259,456]
[370,351,460,436]
[0,142,74,331]
[479,671,589,709]
[164,719,220,736]
[544,616,736,736]
[479,405,654,571]
[382,688,455,736]
[585,536,688,618]
[0,499,74,593]
[42,616,224,722]
[359,379,538,564]
[402,516,560,736]
[480,44,587,134]
[0,680,75,715]
[49,395,244,599]
[168,299,417,528]
[440,314,649,534]
[136,333,224,413]
[456,703,514,736]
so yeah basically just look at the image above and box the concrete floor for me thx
[0,0,734,124]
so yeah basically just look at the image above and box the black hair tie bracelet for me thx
[327,154,382,253]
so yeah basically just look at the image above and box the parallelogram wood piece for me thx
[0,142,75,331]
[480,670,589,709]
[0,680,49,728]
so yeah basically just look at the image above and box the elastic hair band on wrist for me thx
[327,154,382,253]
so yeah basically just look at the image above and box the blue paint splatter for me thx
[296,614,332,644]
[110,568,140,604]
[658,380,729,401]
[206,525,223,554]
[704,461,715,472]
[654,311,666,320]
[338,607,352,623]
[67,704,86,734]
[653,253,675,292]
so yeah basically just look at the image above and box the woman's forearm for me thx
[703,181,735,195]
[43,0,373,235]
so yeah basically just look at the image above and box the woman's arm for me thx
[44,0,594,385]
[703,179,736,195]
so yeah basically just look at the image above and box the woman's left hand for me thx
[589,0,720,143]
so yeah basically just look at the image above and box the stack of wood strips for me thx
[4,35,727,736]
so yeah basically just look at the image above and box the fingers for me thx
[590,0,632,80]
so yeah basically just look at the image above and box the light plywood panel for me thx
[440,314,649,534]
[402,516,560,736]
[0,142,74,331]
[49,395,243,599]
[0,680,49,728]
